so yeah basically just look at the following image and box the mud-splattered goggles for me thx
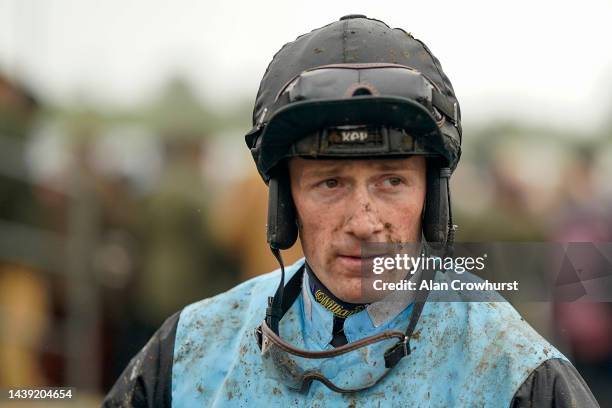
[247,62,459,182]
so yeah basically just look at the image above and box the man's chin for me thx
[314,259,377,303]
[325,273,365,303]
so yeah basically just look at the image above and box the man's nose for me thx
[343,189,384,240]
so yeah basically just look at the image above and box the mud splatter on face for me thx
[384,222,402,243]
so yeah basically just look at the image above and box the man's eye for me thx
[323,179,339,188]
[384,177,403,187]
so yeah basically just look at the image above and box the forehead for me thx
[288,156,426,177]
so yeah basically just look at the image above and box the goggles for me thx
[247,63,459,182]
[277,63,456,122]
[255,252,432,393]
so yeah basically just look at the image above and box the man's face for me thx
[288,156,427,303]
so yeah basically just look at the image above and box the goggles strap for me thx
[383,299,426,368]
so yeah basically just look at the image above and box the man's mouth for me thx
[338,254,379,260]
[337,249,390,260]
[335,253,387,271]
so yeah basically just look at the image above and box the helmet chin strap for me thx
[266,247,285,334]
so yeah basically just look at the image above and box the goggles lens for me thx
[283,64,436,112]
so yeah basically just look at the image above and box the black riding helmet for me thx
[246,15,462,252]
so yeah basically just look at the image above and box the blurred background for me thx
[0,0,611,405]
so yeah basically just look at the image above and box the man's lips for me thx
[337,254,379,260]
[335,253,386,268]
[336,251,389,259]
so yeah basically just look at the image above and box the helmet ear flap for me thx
[267,167,298,250]
[423,159,452,247]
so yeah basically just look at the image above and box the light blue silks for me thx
[172,258,566,407]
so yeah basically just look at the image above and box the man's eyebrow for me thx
[300,159,414,178]
[301,163,345,178]
[371,160,412,171]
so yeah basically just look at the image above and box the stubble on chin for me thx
[324,265,365,302]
